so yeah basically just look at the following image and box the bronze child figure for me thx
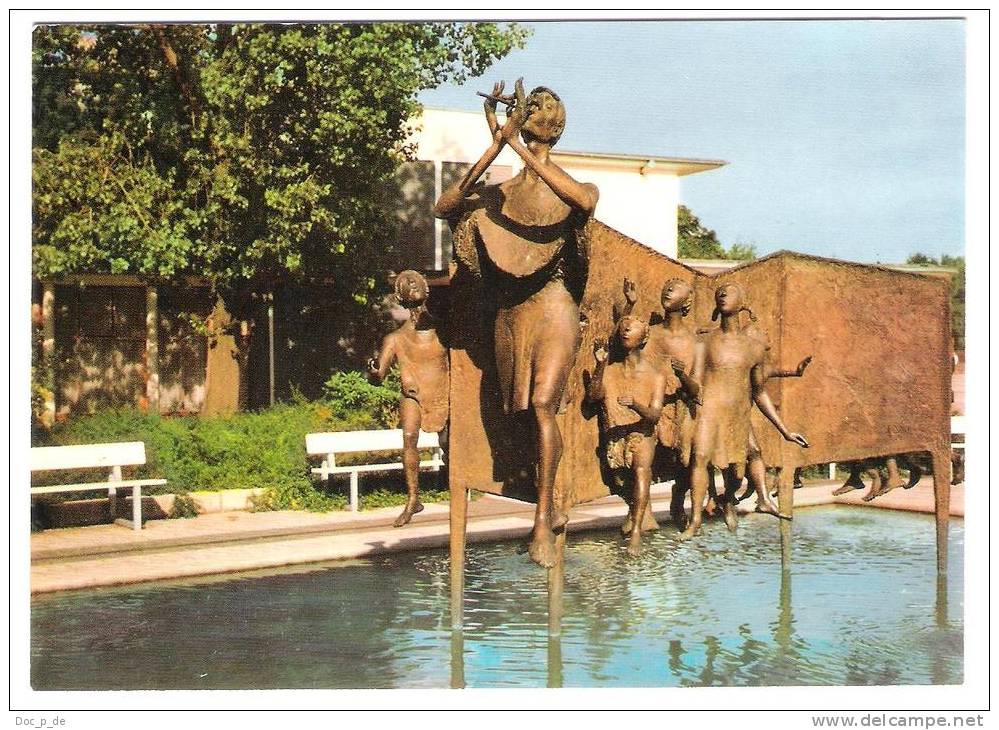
[681,283,809,540]
[434,79,599,567]
[368,270,450,527]
[620,277,702,532]
[587,313,669,556]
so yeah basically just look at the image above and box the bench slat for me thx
[30,442,148,472]
[306,429,439,455]
[311,459,441,477]
[31,479,168,495]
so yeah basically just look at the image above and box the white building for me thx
[408,108,726,265]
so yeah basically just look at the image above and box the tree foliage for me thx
[676,204,756,261]
[32,22,528,309]
[906,253,965,350]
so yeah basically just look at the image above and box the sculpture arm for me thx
[682,342,706,404]
[751,362,809,447]
[367,335,397,384]
[505,136,599,214]
[628,372,666,423]
[764,355,812,381]
[586,360,608,402]
[433,141,504,220]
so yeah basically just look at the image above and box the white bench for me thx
[30,441,167,530]
[306,429,444,512]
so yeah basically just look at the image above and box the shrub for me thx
[322,369,400,427]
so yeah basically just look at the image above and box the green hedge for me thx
[33,373,449,514]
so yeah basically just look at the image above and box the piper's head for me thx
[617,315,650,351]
[661,278,693,316]
[521,86,566,146]
[394,270,429,308]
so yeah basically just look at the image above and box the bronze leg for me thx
[395,398,425,527]
[680,455,709,540]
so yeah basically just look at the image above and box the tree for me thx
[677,204,725,259]
[676,205,757,261]
[32,22,528,408]
[906,253,965,351]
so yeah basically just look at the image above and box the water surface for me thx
[31,506,963,689]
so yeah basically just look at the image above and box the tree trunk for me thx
[201,299,241,417]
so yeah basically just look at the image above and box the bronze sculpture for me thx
[681,283,809,540]
[619,277,700,532]
[435,79,598,567]
[586,313,671,555]
[368,270,450,527]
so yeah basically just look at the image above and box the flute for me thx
[476,91,517,108]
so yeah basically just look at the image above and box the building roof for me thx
[421,107,726,176]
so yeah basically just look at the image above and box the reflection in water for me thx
[450,630,465,689]
[547,635,563,689]
[31,507,963,689]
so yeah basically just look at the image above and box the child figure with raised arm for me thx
[368,271,450,527]
[587,311,670,556]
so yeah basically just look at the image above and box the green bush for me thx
[322,369,400,427]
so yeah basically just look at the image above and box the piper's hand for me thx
[795,355,813,377]
[786,432,809,448]
[623,278,638,306]
[499,78,528,142]
[594,340,609,364]
[617,395,635,407]
[484,80,505,140]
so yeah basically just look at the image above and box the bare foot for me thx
[393,501,424,527]
[528,528,559,568]
[626,531,642,557]
[755,500,792,520]
[861,476,885,502]
[723,502,738,533]
[882,474,906,495]
[704,496,717,517]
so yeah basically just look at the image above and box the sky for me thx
[419,20,965,264]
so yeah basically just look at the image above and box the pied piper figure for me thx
[434,79,599,568]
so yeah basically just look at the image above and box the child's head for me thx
[661,278,693,316]
[617,315,650,351]
[394,270,429,307]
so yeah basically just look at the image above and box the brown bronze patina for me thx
[368,270,450,527]
[586,312,670,555]
[681,283,809,540]
[619,278,701,532]
[435,80,598,568]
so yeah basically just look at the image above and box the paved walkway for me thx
[30,479,963,594]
